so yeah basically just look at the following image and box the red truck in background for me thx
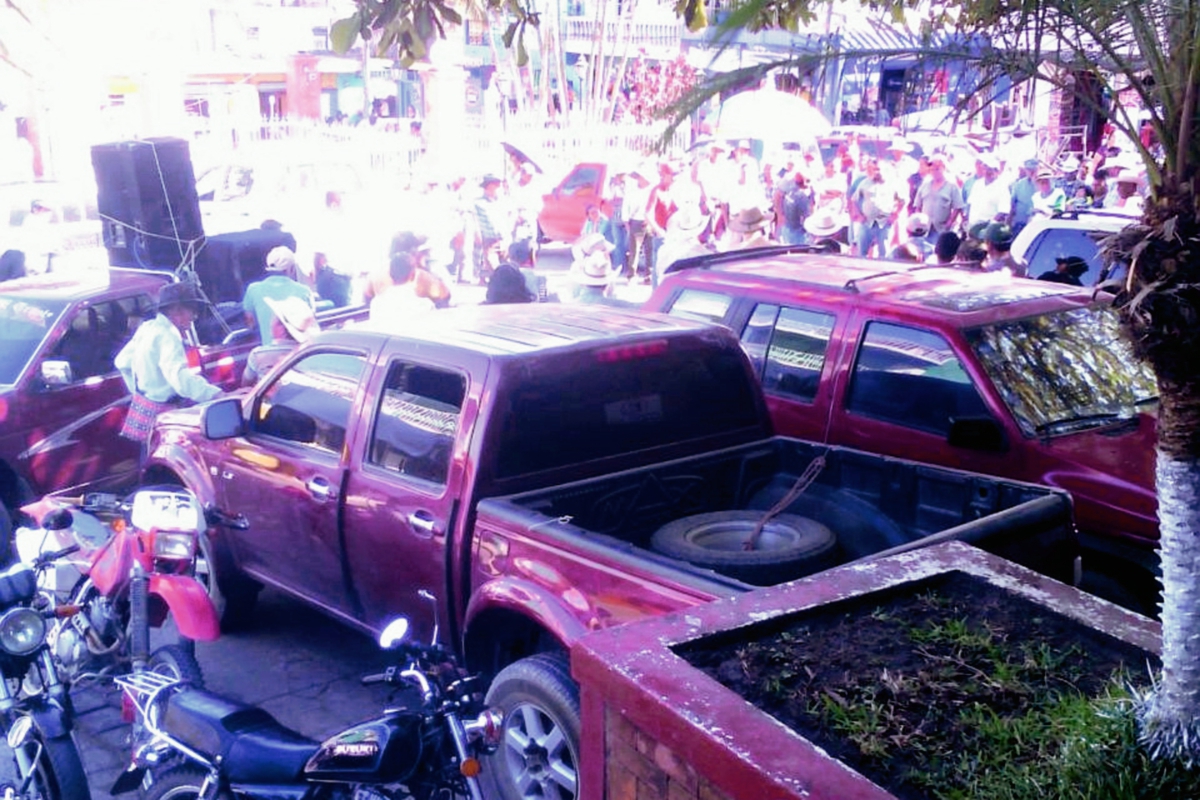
[644,252,1161,614]
[142,303,1079,800]
[0,267,363,552]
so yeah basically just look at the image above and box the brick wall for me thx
[604,706,733,800]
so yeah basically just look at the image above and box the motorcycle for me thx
[0,546,92,800]
[111,598,503,800]
[13,486,246,686]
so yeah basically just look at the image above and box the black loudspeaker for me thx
[91,138,205,271]
[194,228,298,305]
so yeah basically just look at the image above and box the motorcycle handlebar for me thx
[34,544,80,569]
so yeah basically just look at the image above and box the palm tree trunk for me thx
[1140,382,1200,762]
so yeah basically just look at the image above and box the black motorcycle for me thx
[111,609,502,800]
[0,548,92,800]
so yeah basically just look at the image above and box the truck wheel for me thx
[651,511,838,585]
[197,533,260,632]
[747,483,909,558]
[483,652,581,800]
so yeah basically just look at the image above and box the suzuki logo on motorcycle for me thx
[330,742,379,758]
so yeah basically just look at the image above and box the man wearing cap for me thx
[915,154,966,242]
[1031,167,1067,217]
[115,282,224,449]
[242,246,315,345]
[888,213,935,261]
[1037,255,1089,286]
[980,222,1026,276]
[1009,159,1040,234]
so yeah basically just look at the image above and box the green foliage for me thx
[332,0,531,67]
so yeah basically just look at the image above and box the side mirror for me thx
[948,416,1008,452]
[40,360,73,387]
[202,398,245,440]
[378,618,410,649]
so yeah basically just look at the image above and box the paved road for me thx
[41,588,398,799]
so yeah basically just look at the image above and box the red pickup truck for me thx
[0,268,363,552]
[644,252,1160,612]
[142,304,1078,800]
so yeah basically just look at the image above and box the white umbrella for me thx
[716,89,831,148]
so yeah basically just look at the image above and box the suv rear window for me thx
[493,339,760,479]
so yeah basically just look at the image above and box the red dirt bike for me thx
[13,486,247,686]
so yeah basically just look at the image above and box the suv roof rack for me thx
[662,243,838,276]
[840,264,954,293]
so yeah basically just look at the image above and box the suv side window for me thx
[47,295,151,382]
[665,289,731,324]
[1024,228,1102,285]
[847,322,988,434]
[252,351,366,453]
[742,304,835,402]
[368,362,465,485]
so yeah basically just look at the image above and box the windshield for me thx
[0,295,67,386]
[965,305,1156,436]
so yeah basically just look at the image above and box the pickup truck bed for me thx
[484,437,1079,592]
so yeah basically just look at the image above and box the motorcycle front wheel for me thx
[10,725,90,800]
[142,763,229,800]
[147,645,204,687]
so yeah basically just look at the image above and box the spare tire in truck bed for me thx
[650,511,838,586]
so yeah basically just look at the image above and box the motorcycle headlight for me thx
[0,607,46,656]
[152,531,197,561]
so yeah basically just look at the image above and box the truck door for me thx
[827,320,1009,472]
[216,347,368,621]
[21,294,153,493]
[341,356,478,643]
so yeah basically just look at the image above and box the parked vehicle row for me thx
[141,302,1080,800]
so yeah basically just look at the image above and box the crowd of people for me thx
[525,129,1154,287]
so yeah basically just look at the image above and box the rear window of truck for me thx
[493,339,761,479]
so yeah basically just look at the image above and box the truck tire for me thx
[651,511,838,585]
[197,532,260,632]
[482,652,581,800]
[747,483,909,558]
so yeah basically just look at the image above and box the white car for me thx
[1011,208,1138,286]
[0,180,105,274]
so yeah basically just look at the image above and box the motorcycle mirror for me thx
[43,508,74,531]
[378,618,410,650]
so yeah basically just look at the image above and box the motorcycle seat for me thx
[164,688,318,783]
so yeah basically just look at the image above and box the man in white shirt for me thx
[965,154,1012,230]
[115,282,223,448]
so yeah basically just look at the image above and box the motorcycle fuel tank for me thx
[304,715,430,784]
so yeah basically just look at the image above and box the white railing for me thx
[562,19,684,48]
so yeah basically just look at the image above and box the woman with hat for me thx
[242,296,320,386]
[654,206,713,282]
[114,281,224,451]
[722,207,776,251]
[803,207,850,253]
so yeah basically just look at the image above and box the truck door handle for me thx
[407,511,439,536]
[306,477,336,503]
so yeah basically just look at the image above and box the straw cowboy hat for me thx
[263,296,319,343]
[804,208,849,238]
[666,206,708,236]
[574,252,614,287]
[730,207,773,234]
[576,232,615,257]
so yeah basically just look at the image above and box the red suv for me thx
[645,253,1160,612]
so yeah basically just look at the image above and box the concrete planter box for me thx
[571,541,1162,800]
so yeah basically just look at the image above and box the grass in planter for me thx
[681,573,1200,800]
